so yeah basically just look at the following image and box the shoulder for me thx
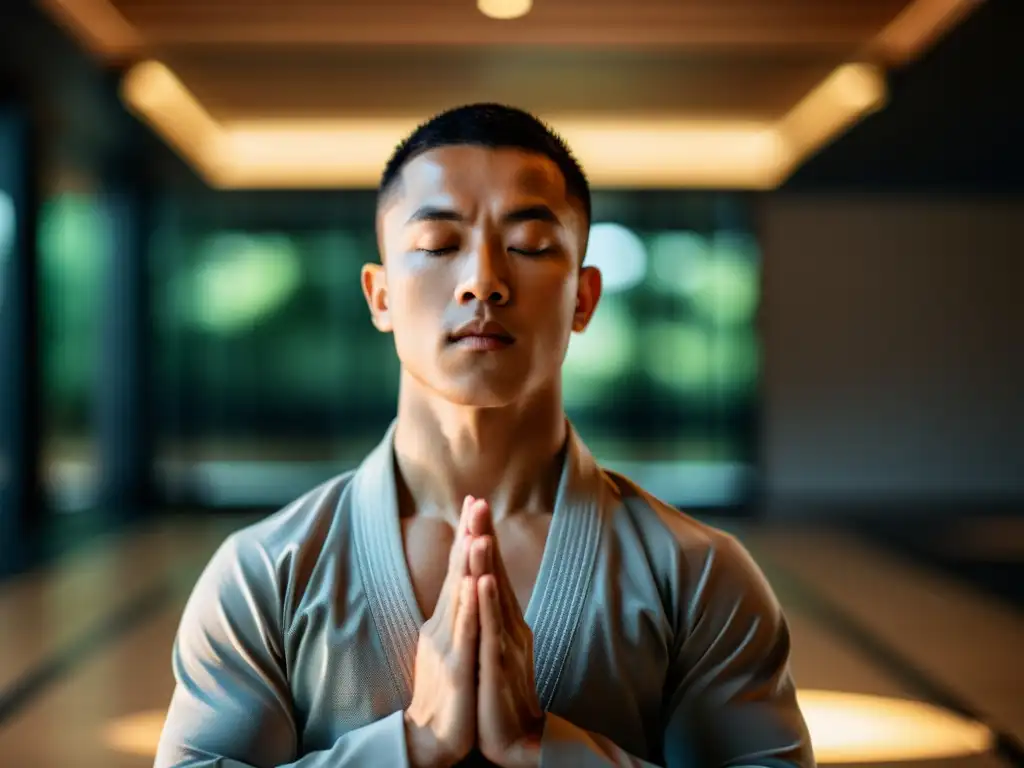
[232,470,356,561]
[191,471,359,621]
[601,468,745,569]
[600,469,780,625]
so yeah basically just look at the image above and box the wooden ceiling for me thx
[164,49,839,122]
[42,0,980,120]
[36,0,984,187]
[105,0,914,49]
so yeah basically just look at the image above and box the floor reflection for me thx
[103,690,994,765]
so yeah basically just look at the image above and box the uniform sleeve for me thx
[539,534,815,768]
[154,534,410,768]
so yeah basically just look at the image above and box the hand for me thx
[404,496,483,768]
[467,502,545,768]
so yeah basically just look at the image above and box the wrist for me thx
[403,710,454,768]
[508,741,542,768]
[505,713,545,768]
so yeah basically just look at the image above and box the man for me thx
[156,103,814,767]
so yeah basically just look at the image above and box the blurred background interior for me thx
[0,0,1022,765]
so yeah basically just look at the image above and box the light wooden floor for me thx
[0,514,1020,767]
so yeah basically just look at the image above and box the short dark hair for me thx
[378,103,591,223]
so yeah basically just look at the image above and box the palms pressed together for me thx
[404,497,545,768]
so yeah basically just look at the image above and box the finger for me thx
[486,535,528,631]
[464,501,519,619]
[448,495,476,583]
[437,498,476,623]
[456,495,476,538]
[478,575,503,683]
[467,498,494,538]
[453,576,479,662]
[469,535,493,580]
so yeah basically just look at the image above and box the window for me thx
[152,191,759,508]
[37,193,106,512]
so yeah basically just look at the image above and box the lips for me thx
[447,319,515,348]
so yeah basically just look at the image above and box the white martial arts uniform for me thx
[156,421,814,767]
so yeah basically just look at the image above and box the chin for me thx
[401,351,552,408]
[437,377,526,408]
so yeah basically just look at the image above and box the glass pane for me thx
[0,110,24,572]
[38,191,105,513]
[0,188,14,549]
[152,191,759,509]
[566,195,760,507]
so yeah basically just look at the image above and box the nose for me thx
[455,241,510,306]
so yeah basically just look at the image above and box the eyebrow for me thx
[406,206,463,225]
[504,205,558,224]
[405,204,559,226]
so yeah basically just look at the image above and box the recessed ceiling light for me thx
[120,60,887,189]
[477,0,532,21]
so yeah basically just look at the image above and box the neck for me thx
[393,372,568,525]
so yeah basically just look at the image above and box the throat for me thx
[392,391,569,525]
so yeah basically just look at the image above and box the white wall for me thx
[757,196,1024,511]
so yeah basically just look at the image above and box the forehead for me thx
[391,145,571,213]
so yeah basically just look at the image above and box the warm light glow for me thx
[477,0,533,20]
[120,62,229,182]
[105,692,994,763]
[35,0,141,58]
[39,0,983,60]
[119,59,885,189]
[39,0,978,184]
[213,118,784,189]
[797,690,993,763]
[772,63,887,184]
[559,122,784,188]
[873,0,985,65]
[102,710,166,757]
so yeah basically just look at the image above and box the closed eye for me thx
[418,246,554,256]
[510,247,554,256]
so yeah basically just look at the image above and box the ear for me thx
[572,265,602,333]
[360,262,393,333]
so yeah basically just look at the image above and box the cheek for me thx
[388,269,447,322]
[530,266,575,306]
[519,272,577,335]
[386,271,453,367]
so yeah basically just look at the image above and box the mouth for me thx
[446,319,516,351]
[446,332,516,351]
